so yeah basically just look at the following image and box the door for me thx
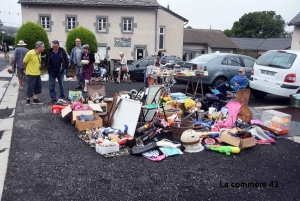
[226,55,241,78]
[136,49,144,60]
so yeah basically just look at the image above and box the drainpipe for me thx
[155,8,158,53]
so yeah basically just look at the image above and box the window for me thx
[256,51,297,69]
[227,56,240,66]
[221,57,228,65]
[123,18,132,32]
[67,17,76,30]
[159,27,165,50]
[190,54,218,63]
[98,18,107,32]
[242,57,255,68]
[138,59,153,67]
[41,16,50,30]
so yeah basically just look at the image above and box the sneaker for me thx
[26,100,30,106]
[51,99,57,104]
[19,86,23,91]
[75,85,82,89]
[83,87,87,92]
[32,99,42,105]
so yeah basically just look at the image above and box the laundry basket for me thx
[171,121,194,141]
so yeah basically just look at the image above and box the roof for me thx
[159,6,188,22]
[17,0,160,8]
[183,29,238,49]
[288,12,300,26]
[230,38,292,50]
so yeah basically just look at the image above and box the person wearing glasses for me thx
[215,68,248,98]
[45,40,69,103]
[23,41,45,106]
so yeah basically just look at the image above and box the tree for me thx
[15,22,49,53]
[65,26,98,54]
[186,26,193,29]
[3,35,15,45]
[229,11,286,38]
[223,29,232,37]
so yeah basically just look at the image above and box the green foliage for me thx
[15,22,49,54]
[3,35,15,45]
[223,29,232,37]
[65,26,98,54]
[229,11,286,38]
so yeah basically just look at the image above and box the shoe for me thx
[83,87,87,92]
[51,99,57,104]
[32,99,42,105]
[26,100,30,106]
[115,81,120,84]
[75,85,82,89]
[19,86,23,91]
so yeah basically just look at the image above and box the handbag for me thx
[121,65,128,72]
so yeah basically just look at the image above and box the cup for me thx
[196,110,205,121]
[208,107,217,114]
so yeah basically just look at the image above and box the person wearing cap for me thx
[116,52,131,84]
[23,41,45,106]
[216,67,248,98]
[12,40,29,90]
[45,40,69,103]
[81,44,95,92]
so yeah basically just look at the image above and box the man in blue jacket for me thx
[216,68,248,97]
[69,38,83,89]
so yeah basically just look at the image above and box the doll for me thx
[184,98,198,113]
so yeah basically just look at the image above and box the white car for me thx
[250,50,300,99]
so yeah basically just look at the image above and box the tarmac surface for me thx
[1,79,300,200]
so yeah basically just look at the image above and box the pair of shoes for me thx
[75,85,82,89]
[26,100,30,106]
[51,99,57,104]
[32,99,42,105]
[19,86,23,91]
[83,87,87,92]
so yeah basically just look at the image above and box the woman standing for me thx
[81,44,95,92]
[116,52,131,84]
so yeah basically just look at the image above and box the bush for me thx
[15,22,49,54]
[65,26,98,54]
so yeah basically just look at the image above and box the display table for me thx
[175,74,207,98]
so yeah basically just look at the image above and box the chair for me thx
[141,86,167,123]
[227,79,249,98]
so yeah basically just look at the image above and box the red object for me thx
[284,73,296,83]
[52,105,66,114]
[119,136,131,145]
[251,68,254,76]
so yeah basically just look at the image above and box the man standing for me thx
[23,41,45,106]
[45,40,69,103]
[13,40,29,90]
[2,42,10,61]
[69,38,83,89]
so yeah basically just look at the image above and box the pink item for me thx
[146,154,166,162]
[70,102,93,111]
[204,138,216,145]
[251,120,263,125]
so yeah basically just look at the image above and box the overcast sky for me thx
[0,0,298,32]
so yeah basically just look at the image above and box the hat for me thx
[239,68,245,72]
[17,40,27,46]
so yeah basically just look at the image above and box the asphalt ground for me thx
[1,80,300,200]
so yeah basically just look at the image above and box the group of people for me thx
[12,38,98,105]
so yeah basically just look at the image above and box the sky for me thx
[0,0,299,32]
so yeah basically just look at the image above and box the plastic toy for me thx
[205,145,240,156]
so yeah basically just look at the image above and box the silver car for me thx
[176,53,255,87]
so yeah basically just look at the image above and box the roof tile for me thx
[288,12,300,26]
[230,38,292,50]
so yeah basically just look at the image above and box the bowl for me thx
[81,60,89,65]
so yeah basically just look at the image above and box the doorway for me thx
[136,48,144,60]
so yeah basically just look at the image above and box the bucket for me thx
[196,110,205,121]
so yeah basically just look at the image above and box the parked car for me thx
[113,55,182,81]
[249,50,300,99]
[176,53,255,87]
[8,46,15,50]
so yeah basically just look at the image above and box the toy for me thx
[52,105,66,114]
[205,145,240,156]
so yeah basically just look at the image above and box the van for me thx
[249,50,300,99]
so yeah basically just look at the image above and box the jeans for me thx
[75,65,83,85]
[49,73,65,100]
[216,82,234,97]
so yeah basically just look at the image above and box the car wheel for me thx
[251,89,267,99]
[212,77,227,87]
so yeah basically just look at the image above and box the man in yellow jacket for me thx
[23,41,45,106]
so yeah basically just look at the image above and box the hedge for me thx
[15,22,49,54]
[65,26,98,54]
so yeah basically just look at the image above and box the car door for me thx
[134,58,154,79]
[226,56,241,78]
[240,56,255,78]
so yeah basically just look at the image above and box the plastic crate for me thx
[290,94,300,108]
[261,110,291,135]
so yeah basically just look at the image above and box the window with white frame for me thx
[41,16,50,30]
[123,18,132,32]
[159,27,165,50]
[67,17,76,30]
[98,18,107,32]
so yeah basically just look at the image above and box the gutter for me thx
[155,8,158,53]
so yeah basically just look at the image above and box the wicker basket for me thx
[171,121,194,141]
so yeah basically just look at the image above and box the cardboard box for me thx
[76,114,103,131]
[61,104,102,124]
[95,143,119,155]
[160,109,183,120]
[219,128,255,149]
[88,101,107,116]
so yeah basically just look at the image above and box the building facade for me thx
[288,12,300,50]
[19,0,188,60]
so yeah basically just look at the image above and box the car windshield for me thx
[256,51,297,69]
[132,57,146,65]
[190,55,218,63]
